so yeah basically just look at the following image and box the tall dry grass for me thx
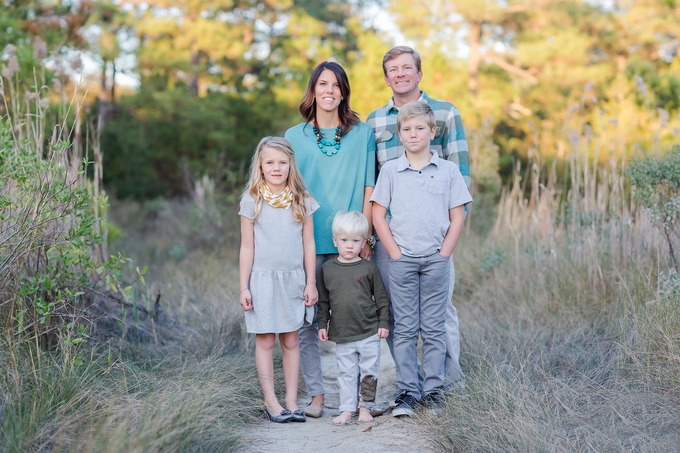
[420,117,680,451]
[1,50,263,452]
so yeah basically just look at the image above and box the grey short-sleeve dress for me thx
[239,194,319,334]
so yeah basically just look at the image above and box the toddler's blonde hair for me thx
[332,211,369,239]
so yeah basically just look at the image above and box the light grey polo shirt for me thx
[370,151,472,257]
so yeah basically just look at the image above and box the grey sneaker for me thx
[422,390,444,413]
[389,389,408,408]
[392,393,419,417]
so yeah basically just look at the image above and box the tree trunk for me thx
[468,21,483,97]
[111,61,116,102]
[98,60,109,135]
[190,50,199,97]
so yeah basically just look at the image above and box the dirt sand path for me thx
[238,339,433,453]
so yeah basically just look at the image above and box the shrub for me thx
[627,144,680,270]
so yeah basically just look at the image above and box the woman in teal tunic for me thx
[284,61,376,417]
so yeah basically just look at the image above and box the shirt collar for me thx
[396,150,440,171]
[387,90,428,113]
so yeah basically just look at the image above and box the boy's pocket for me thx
[427,179,445,195]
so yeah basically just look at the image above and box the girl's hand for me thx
[240,289,252,311]
[378,328,389,339]
[318,329,328,342]
[360,242,373,260]
[304,284,318,306]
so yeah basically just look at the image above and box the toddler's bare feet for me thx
[332,411,353,425]
[358,407,373,422]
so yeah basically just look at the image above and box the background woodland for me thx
[2,1,680,452]
[4,0,680,198]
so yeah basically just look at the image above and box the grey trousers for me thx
[374,241,465,385]
[298,254,337,399]
[336,334,380,412]
[388,253,450,398]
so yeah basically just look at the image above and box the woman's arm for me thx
[360,186,375,259]
[372,203,402,260]
[302,214,318,306]
[239,215,255,311]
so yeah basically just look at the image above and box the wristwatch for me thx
[366,235,376,249]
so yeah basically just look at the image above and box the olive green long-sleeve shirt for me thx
[317,258,390,344]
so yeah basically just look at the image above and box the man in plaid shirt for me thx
[367,46,469,395]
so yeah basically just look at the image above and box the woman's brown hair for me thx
[298,61,360,136]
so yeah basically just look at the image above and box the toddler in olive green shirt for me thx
[317,211,390,424]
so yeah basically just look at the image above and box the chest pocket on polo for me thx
[427,175,446,195]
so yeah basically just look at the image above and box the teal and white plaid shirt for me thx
[366,91,470,190]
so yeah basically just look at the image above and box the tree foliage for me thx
[5,0,677,198]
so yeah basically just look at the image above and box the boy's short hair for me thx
[332,211,369,238]
[397,101,436,131]
[382,46,422,76]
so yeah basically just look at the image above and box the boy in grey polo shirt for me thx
[370,102,471,416]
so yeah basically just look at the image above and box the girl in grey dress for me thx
[239,137,319,423]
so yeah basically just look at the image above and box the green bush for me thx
[627,144,680,269]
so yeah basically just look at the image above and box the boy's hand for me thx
[304,284,318,306]
[377,328,389,339]
[389,252,402,261]
[239,289,252,311]
[318,329,328,342]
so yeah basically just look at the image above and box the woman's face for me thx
[314,68,342,115]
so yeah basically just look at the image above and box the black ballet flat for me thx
[290,409,307,422]
[264,408,293,423]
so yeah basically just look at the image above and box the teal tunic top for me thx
[285,122,376,254]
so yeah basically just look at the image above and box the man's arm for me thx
[443,106,471,190]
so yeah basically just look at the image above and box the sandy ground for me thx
[238,339,433,453]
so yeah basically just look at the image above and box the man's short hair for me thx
[332,211,369,238]
[397,101,436,130]
[382,46,422,76]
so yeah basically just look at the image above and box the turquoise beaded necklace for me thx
[312,120,342,156]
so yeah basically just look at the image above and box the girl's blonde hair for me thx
[244,136,308,223]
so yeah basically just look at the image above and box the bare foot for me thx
[333,411,353,425]
[358,407,373,422]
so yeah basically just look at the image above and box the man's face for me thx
[384,53,422,98]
